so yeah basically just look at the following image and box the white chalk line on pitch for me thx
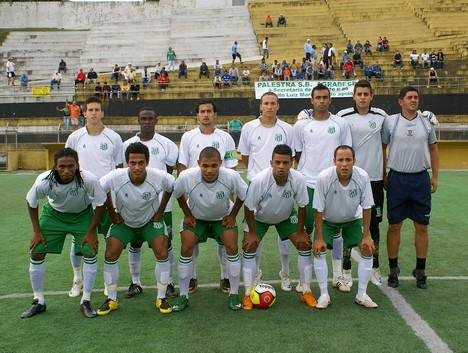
[1,276,467,300]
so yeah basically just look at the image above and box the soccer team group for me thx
[21,80,439,319]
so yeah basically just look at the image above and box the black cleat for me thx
[80,300,97,318]
[220,278,230,294]
[125,283,143,298]
[189,278,198,294]
[21,299,46,319]
[413,269,428,289]
[166,283,178,298]
[387,267,400,288]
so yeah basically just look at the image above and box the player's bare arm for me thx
[222,197,244,227]
[429,143,439,193]
[313,211,326,255]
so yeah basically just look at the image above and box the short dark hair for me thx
[334,145,355,159]
[84,96,102,110]
[272,144,292,158]
[195,100,217,113]
[125,142,149,163]
[311,83,330,98]
[260,91,279,104]
[353,80,373,94]
[199,146,221,161]
[138,107,157,117]
[399,86,419,99]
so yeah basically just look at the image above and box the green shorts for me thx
[108,220,167,247]
[318,219,363,249]
[32,203,95,257]
[182,219,237,245]
[129,212,172,248]
[248,209,298,241]
[305,187,315,231]
[97,208,112,236]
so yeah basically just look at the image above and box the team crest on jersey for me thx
[281,190,292,198]
[406,129,414,137]
[327,126,336,134]
[216,191,225,199]
[212,142,220,149]
[151,147,159,155]
[142,192,151,200]
[369,121,377,129]
[349,189,358,198]
[100,142,108,151]
[69,188,79,197]
[274,134,283,142]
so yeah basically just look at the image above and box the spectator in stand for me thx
[317,58,326,79]
[213,59,222,77]
[325,65,334,79]
[158,72,170,91]
[121,80,130,99]
[376,37,383,52]
[340,50,350,70]
[231,41,242,64]
[75,68,86,87]
[382,37,389,51]
[283,65,292,81]
[311,44,318,63]
[221,69,232,88]
[20,72,29,90]
[154,63,162,80]
[50,72,62,89]
[346,40,354,54]
[273,63,283,80]
[56,100,71,129]
[178,60,188,79]
[112,64,121,83]
[94,82,102,98]
[124,64,136,84]
[427,67,441,88]
[305,61,315,80]
[213,72,223,88]
[328,42,336,68]
[364,40,372,56]
[110,84,121,100]
[102,82,111,100]
[342,58,355,79]
[421,50,430,69]
[290,59,299,79]
[160,66,168,79]
[69,101,81,127]
[429,51,438,69]
[167,47,177,72]
[199,62,209,79]
[262,37,269,59]
[364,63,383,81]
[58,59,67,74]
[87,68,98,86]
[353,50,363,69]
[277,15,286,27]
[259,57,268,74]
[393,52,403,69]
[229,65,239,84]
[304,39,313,61]
[241,66,250,84]
[265,15,273,28]
[410,50,420,69]
[142,67,151,87]
[258,70,270,81]
[354,40,363,54]
[6,58,16,86]
[436,49,445,69]
[271,60,279,74]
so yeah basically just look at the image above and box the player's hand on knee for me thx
[221,214,236,228]
[29,231,46,252]
[291,231,311,250]
[183,215,196,227]
[312,238,326,256]
[82,232,98,254]
[360,236,375,257]
[152,209,164,223]
[242,232,260,252]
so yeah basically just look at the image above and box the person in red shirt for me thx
[75,69,86,87]
[343,59,355,79]
[158,72,170,91]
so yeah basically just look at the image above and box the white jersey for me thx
[294,114,352,188]
[66,127,123,178]
[26,169,106,213]
[178,127,237,169]
[100,168,174,228]
[337,107,387,181]
[244,168,309,224]
[313,166,374,223]
[297,109,313,121]
[173,167,247,221]
[238,117,293,181]
[123,132,178,212]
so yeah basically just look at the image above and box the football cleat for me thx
[295,281,304,293]
[228,294,242,311]
[355,293,378,308]
[413,269,428,289]
[279,271,292,291]
[300,291,317,308]
[172,295,189,312]
[189,278,198,294]
[242,295,253,310]
[388,267,400,288]
[96,298,119,316]
[80,300,97,318]
[343,269,353,288]
[68,280,83,298]
[220,278,230,294]
[166,283,178,298]
[370,268,383,286]
[21,299,46,319]
[125,283,143,298]
[316,294,331,309]
[332,275,351,292]
[155,298,173,314]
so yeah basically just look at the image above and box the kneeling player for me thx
[312,145,377,309]
[97,142,175,315]
[22,148,106,319]
[242,144,316,310]
[172,147,247,311]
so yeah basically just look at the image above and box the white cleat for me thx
[295,281,304,293]
[370,268,383,286]
[355,293,378,308]
[316,294,331,309]
[68,280,83,298]
[279,271,292,291]
[332,275,351,292]
[343,269,353,288]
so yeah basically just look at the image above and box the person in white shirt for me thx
[6,58,15,86]
[172,147,247,312]
[122,108,179,299]
[50,72,62,89]
[22,148,106,319]
[242,144,317,310]
[97,142,175,316]
[238,92,295,292]
[65,96,123,298]
[178,100,238,293]
[313,145,377,309]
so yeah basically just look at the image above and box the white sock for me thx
[298,250,312,293]
[255,238,264,273]
[82,256,97,303]
[103,260,119,301]
[29,258,45,304]
[278,237,291,275]
[156,258,170,299]
[70,239,82,282]
[242,252,256,294]
[314,252,329,296]
[227,253,241,295]
[128,246,141,285]
[332,234,343,278]
[217,243,227,279]
[178,256,193,297]
[357,250,373,297]
[168,244,174,283]
[192,244,199,279]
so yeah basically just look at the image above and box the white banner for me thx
[254,80,357,99]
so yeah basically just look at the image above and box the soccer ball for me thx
[250,283,276,309]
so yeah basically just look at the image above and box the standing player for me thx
[97,142,175,315]
[22,148,106,318]
[293,83,352,291]
[178,100,238,293]
[122,108,178,299]
[313,145,377,309]
[172,147,247,311]
[238,92,295,291]
[337,80,387,287]
[383,86,439,289]
[242,145,316,310]
[65,96,123,297]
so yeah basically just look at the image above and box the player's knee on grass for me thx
[289,232,311,251]
[31,253,46,261]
